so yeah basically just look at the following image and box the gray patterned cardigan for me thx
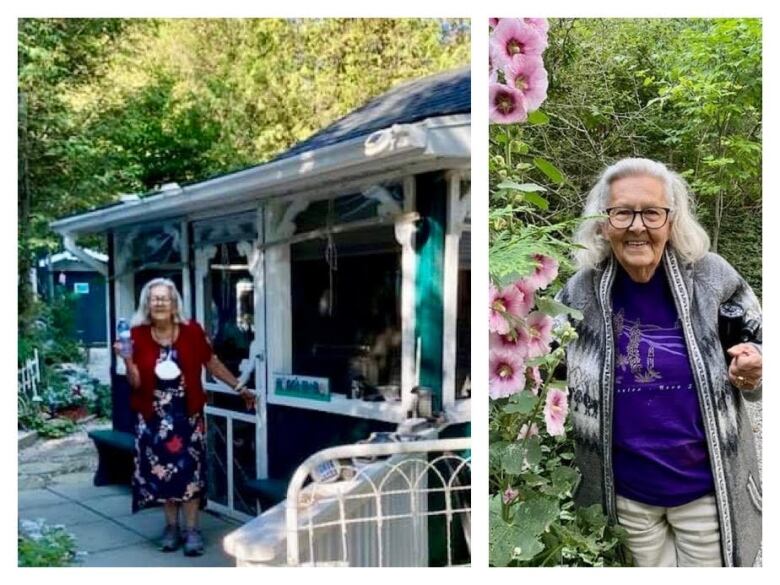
[557,248,762,567]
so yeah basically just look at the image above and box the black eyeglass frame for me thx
[604,207,672,229]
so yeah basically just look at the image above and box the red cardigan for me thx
[129,321,213,420]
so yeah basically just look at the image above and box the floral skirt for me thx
[132,385,206,513]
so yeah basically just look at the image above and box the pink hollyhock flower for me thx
[490,83,527,124]
[513,278,536,316]
[489,48,498,84]
[503,486,519,504]
[526,254,559,290]
[523,18,549,37]
[526,366,543,395]
[489,283,527,334]
[490,331,528,358]
[519,311,554,358]
[505,57,548,113]
[517,422,539,440]
[489,349,526,399]
[490,19,547,69]
[544,388,569,436]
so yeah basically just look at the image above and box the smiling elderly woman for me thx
[556,158,762,567]
[115,278,255,557]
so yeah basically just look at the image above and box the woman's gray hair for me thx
[131,278,188,326]
[573,157,711,269]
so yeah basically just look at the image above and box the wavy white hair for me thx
[573,157,711,269]
[131,277,187,326]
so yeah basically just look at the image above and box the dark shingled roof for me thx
[273,66,471,162]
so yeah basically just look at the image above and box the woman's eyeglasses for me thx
[605,207,671,229]
[151,296,172,305]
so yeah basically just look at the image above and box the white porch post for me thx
[253,205,268,480]
[441,171,469,411]
[113,230,136,375]
[264,200,309,407]
[180,219,192,319]
[398,176,418,411]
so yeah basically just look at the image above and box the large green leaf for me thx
[496,180,548,193]
[533,157,565,184]
[489,495,547,565]
[504,390,539,414]
[536,296,584,320]
[527,110,550,125]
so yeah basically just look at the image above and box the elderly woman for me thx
[557,158,762,567]
[115,278,255,556]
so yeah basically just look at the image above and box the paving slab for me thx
[110,508,168,540]
[78,539,233,567]
[49,471,98,486]
[48,482,129,501]
[18,488,70,510]
[19,502,105,527]
[65,519,148,553]
[81,493,135,518]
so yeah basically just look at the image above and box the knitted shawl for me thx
[557,248,762,567]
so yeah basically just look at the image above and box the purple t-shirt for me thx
[611,265,714,507]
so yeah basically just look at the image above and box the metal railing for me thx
[18,349,41,401]
[224,436,471,567]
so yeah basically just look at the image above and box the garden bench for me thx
[87,371,136,486]
[88,428,135,486]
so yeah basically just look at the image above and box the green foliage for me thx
[91,382,113,419]
[18,292,87,430]
[18,519,80,567]
[524,18,762,293]
[18,18,470,332]
[31,417,78,439]
[488,321,628,567]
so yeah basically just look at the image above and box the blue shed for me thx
[37,249,109,346]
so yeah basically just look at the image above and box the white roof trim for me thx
[38,248,108,267]
[51,114,470,236]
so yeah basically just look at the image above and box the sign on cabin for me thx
[273,374,330,402]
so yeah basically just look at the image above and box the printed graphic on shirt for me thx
[613,308,688,387]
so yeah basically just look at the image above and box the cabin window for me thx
[202,241,255,386]
[290,225,402,398]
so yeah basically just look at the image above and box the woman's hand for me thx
[238,386,256,411]
[727,343,762,391]
[112,341,133,362]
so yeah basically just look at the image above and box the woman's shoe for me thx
[160,525,182,552]
[183,528,205,556]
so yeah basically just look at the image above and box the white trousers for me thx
[616,494,723,567]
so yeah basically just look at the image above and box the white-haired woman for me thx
[557,158,762,567]
[114,278,255,556]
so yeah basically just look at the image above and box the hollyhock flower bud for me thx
[503,486,519,504]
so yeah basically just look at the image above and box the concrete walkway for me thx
[18,421,242,567]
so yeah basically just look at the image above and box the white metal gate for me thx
[224,437,471,567]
